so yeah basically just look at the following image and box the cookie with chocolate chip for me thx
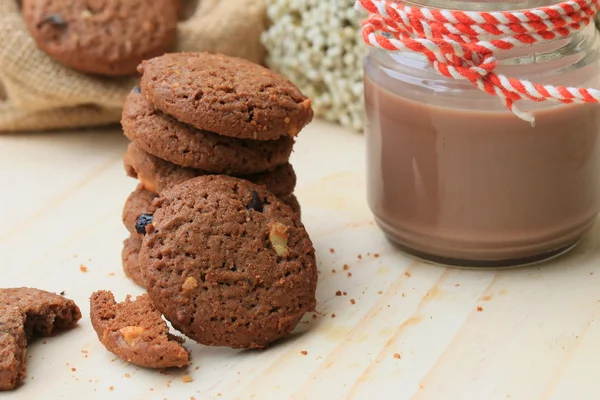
[138,52,313,140]
[139,175,317,349]
[22,0,178,76]
[122,90,294,173]
[122,184,158,234]
[90,290,189,368]
[124,142,297,196]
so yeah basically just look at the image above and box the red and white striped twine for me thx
[355,0,600,123]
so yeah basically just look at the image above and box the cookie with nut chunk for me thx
[90,290,189,368]
[22,0,178,76]
[138,175,317,349]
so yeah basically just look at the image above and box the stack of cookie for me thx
[120,52,314,288]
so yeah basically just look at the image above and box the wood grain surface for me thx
[1,120,599,400]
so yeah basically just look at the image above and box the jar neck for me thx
[373,2,599,80]
[403,0,563,11]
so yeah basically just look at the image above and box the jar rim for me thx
[401,0,563,11]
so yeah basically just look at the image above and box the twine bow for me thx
[355,0,600,123]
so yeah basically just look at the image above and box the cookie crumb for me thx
[182,375,193,383]
[160,371,170,376]
[332,269,336,273]
[482,295,492,301]
[60,291,66,295]
[335,291,342,296]
[476,306,483,312]
[331,313,336,318]
[393,353,401,359]
[404,271,411,278]
[124,373,131,378]
[109,386,114,391]
[347,273,352,277]
[300,351,308,355]
[401,293,405,297]
[108,273,116,277]
[378,291,383,295]
[343,292,347,296]
[312,314,318,319]
[374,253,380,258]
[455,284,460,287]
[350,299,356,305]
[195,366,200,371]
[343,264,349,271]
[43,340,47,344]
[329,248,335,253]
[71,367,76,372]
[80,265,88,272]
[357,254,362,259]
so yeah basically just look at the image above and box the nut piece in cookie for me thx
[140,175,318,349]
[138,52,314,140]
[0,288,81,391]
[90,291,189,369]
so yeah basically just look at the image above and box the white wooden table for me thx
[1,120,599,400]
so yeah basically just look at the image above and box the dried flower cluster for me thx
[262,0,365,131]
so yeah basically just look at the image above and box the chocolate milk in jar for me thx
[361,0,600,266]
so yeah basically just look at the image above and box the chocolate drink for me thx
[365,74,600,265]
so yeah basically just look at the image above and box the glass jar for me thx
[364,0,600,267]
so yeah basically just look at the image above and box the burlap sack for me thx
[0,0,267,132]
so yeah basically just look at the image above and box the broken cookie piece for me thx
[90,291,189,369]
[0,288,82,391]
[0,306,27,391]
[0,288,82,337]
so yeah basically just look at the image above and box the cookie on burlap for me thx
[121,235,145,288]
[90,290,189,368]
[122,184,158,234]
[0,306,27,391]
[138,52,314,140]
[124,142,297,196]
[138,175,317,349]
[22,0,179,76]
[0,288,81,390]
[122,90,294,173]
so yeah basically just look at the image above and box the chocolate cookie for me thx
[0,288,81,390]
[22,0,178,76]
[281,194,301,218]
[124,142,297,196]
[122,235,145,288]
[122,184,158,234]
[138,52,314,140]
[90,291,189,368]
[139,175,317,349]
[122,90,294,173]
[0,288,82,338]
[0,306,27,391]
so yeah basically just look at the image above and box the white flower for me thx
[262,0,365,131]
